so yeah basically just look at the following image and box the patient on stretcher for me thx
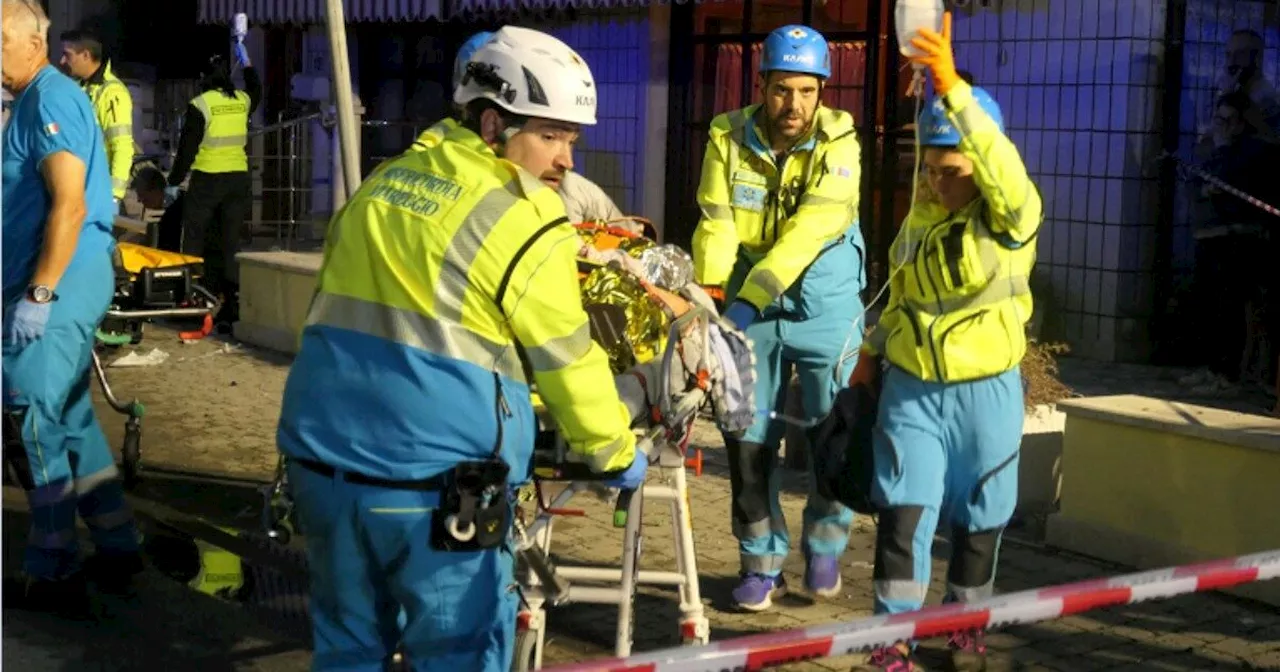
[530,220,757,474]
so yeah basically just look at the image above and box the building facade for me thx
[190,0,1278,365]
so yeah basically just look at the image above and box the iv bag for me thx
[895,0,944,59]
[233,13,249,40]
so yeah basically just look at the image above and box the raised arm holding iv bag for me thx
[232,13,251,67]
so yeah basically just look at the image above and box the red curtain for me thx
[713,41,866,123]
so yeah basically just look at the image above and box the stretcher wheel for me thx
[512,630,539,672]
[121,426,142,490]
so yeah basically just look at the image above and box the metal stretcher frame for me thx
[94,218,224,486]
[511,305,715,671]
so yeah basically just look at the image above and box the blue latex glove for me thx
[233,42,251,68]
[603,451,648,490]
[5,299,51,347]
[723,301,758,331]
[164,186,181,207]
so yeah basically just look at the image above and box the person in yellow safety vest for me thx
[692,24,866,611]
[166,48,262,327]
[58,28,134,210]
[847,14,1042,672]
[275,25,645,671]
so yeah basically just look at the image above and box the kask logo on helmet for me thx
[576,95,596,107]
[782,53,816,65]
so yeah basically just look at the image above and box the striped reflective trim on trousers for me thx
[947,581,995,604]
[733,516,787,541]
[306,291,526,382]
[741,553,787,574]
[875,579,929,603]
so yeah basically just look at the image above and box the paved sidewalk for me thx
[532,423,1280,671]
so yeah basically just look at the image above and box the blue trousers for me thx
[289,462,517,672]
[869,366,1023,615]
[726,310,860,576]
[3,234,138,580]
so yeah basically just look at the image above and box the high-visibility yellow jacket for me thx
[864,82,1043,383]
[693,105,864,317]
[410,117,457,152]
[276,123,636,482]
[81,61,133,199]
[189,89,250,174]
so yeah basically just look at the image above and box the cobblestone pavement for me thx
[4,330,1271,670]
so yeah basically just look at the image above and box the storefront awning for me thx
[197,0,444,25]
[198,0,719,24]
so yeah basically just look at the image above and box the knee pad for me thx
[3,410,35,491]
[948,527,1002,588]
[874,506,924,582]
[726,440,772,524]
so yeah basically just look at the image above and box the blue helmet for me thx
[453,31,496,91]
[917,86,1005,147]
[760,25,831,79]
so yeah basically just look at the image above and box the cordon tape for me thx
[543,549,1280,671]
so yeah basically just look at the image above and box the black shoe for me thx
[85,551,145,597]
[3,573,95,620]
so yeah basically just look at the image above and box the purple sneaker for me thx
[805,555,842,598]
[732,572,787,611]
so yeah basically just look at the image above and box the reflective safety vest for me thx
[276,123,636,483]
[864,83,1044,383]
[82,61,134,199]
[189,528,245,598]
[189,89,250,174]
[693,105,865,315]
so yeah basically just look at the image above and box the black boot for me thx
[3,572,95,620]
[85,551,145,597]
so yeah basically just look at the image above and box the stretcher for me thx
[512,300,716,672]
[94,231,221,488]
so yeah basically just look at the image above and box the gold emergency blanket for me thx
[580,265,667,374]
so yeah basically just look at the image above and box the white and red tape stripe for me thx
[544,549,1280,672]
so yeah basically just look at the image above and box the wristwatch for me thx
[27,284,55,304]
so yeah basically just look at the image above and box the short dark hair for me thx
[461,99,526,136]
[60,29,105,62]
[131,165,167,194]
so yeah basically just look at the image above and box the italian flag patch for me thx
[43,122,59,136]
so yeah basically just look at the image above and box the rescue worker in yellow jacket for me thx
[59,28,133,208]
[275,26,644,671]
[693,24,866,611]
[848,14,1042,671]
[167,50,262,326]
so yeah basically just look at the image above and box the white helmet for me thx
[453,26,598,126]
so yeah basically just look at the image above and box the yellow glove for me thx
[909,11,960,96]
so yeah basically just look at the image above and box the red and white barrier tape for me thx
[1164,151,1280,218]
[544,549,1280,672]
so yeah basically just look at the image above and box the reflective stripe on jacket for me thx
[83,62,133,198]
[277,123,636,483]
[865,82,1043,383]
[190,90,249,174]
[692,105,863,312]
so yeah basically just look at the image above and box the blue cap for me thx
[453,31,496,91]
[760,25,831,79]
[917,86,1005,147]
